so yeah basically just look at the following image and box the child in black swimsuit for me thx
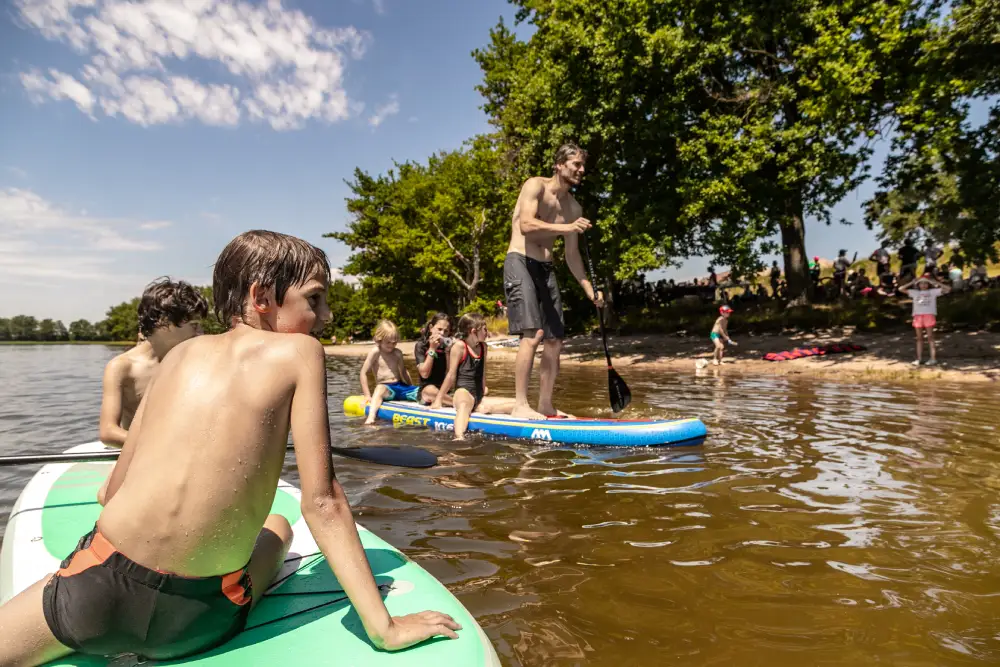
[414,312,453,406]
[430,313,516,440]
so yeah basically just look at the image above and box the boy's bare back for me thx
[99,327,322,577]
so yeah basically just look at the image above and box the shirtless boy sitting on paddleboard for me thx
[96,277,208,505]
[505,143,604,419]
[0,230,459,666]
[360,319,419,425]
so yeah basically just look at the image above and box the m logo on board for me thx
[529,429,552,441]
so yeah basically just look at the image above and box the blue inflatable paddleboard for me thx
[343,396,706,447]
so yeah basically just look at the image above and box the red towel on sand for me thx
[763,343,866,362]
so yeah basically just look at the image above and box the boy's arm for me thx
[721,320,733,342]
[98,357,129,447]
[102,386,151,504]
[290,337,458,650]
[359,348,378,400]
[397,350,412,385]
[431,346,462,408]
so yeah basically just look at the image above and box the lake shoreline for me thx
[325,328,1000,384]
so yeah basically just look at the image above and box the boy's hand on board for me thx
[378,611,462,651]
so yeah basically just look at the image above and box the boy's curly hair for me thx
[138,278,209,337]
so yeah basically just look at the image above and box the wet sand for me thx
[326,328,1000,384]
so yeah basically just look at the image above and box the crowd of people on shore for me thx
[618,238,996,311]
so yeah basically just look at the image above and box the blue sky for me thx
[0,0,931,323]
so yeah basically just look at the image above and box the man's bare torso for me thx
[507,176,581,261]
[98,328,302,577]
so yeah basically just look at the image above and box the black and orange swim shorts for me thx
[42,524,253,661]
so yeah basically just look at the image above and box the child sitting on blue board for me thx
[360,319,419,425]
[431,312,516,440]
[710,305,737,365]
[0,230,458,665]
[413,312,454,406]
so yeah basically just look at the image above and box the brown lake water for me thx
[1,344,999,665]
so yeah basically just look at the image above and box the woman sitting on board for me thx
[413,312,454,406]
[430,312,516,440]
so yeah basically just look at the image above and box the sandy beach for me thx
[326,328,1000,383]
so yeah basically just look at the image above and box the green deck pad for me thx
[39,463,488,666]
[41,463,300,560]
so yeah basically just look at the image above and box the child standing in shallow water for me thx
[710,305,737,365]
[900,273,951,366]
[360,320,418,425]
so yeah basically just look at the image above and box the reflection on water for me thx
[2,345,999,665]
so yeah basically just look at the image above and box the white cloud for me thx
[0,187,166,282]
[372,0,386,15]
[368,94,399,128]
[138,220,171,230]
[4,166,29,178]
[14,0,372,130]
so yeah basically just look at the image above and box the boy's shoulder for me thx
[182,329,324,370]
[107,343,154,378]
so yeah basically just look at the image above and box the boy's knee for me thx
[264,514,293,544]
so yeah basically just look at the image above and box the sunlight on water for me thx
[2,346,999,665]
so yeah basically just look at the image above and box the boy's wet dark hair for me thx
[421,312,451,343]
[213,230,331,326]
[456,312,486,339]
[138,278,209,337]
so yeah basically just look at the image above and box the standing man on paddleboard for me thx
[504,143,604,420]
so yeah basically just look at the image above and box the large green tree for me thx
[867,0,1000,262]
[69,319,96,341]
[474,0,932,298]
[103,299,140,341]
[327,135,512,333]
[9,315,38,340]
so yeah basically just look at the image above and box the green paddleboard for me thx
[0,442,500,666]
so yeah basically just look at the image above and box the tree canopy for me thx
[473,0,939,298]
[326,135,514,335]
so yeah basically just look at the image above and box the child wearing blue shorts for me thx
[360,320,420,425]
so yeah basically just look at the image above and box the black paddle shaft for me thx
[580,233,632,413]
[0,443,437,469]
[580,234,613,367]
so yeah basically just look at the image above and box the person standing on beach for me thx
[504,143,604,419]
[710,305,737,365]
[899,273,951,366]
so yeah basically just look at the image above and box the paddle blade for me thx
[608,367,631,413]
[330,445,437,469]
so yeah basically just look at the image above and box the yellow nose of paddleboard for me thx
[343,395,367,417]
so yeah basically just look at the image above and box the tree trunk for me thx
[780,190,809,301]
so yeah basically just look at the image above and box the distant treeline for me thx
[1,281,393,343]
